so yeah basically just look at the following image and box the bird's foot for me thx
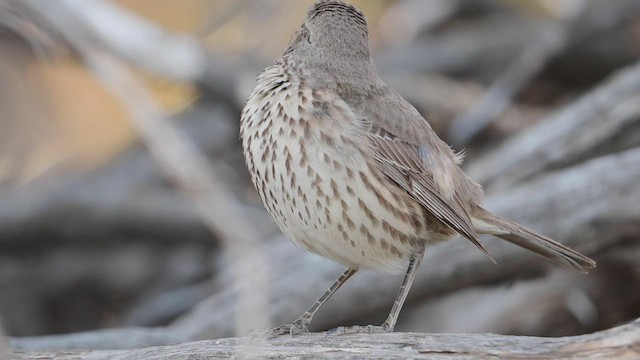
[327,324,393,335]
[248,319,310,338]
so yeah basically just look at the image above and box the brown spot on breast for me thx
[320,132,335,147]
[330,179,339,198]
[314,173,323,186]
[390,245,402,258]
[346,168,355,179]
[303,122,311,140]
[323,152,331,165]
[359,171,375,192]
[332,160,342,172]
[344,213,356,230]
[346,185,355,196]
[285,156,292,175]
[358,198,379,228]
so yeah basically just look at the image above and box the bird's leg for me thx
[331,248,425,335]
[270,267,358,336]
[381,248,424,331]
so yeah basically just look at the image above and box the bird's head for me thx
[284,1,371,62]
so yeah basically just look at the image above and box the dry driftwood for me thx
[10,319,640,360]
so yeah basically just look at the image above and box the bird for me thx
[240,0,595,336]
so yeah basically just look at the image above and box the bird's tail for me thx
[472,208,596,273]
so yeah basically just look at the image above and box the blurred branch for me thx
[448,0,587,146]
[468,60,640,190]
[22,0,269,337]
[376,0,459,46]
[18,0,239,106]
[11,319,640,360]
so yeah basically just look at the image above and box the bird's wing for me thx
[353,88,493,260]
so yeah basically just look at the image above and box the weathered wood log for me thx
[10,319,640,360]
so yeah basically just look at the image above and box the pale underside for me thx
[241,65,460,272]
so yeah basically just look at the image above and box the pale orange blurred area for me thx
[0,2,206,184]
[37,59,134,168]
[39,59,198,170]
[0,43,66,184]
[116,0,389,59]
[1,0,389,184]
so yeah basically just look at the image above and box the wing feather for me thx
[369,131,494,261]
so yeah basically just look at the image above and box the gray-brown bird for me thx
[240,0,595,336]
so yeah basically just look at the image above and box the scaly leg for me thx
[381,249,424,331]
[271,267,358,336]
[331,248,425,335]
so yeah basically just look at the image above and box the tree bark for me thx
[10,319,640,360]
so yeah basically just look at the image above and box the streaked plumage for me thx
[240,0,595,335]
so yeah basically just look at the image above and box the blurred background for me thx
[1,0,640,350]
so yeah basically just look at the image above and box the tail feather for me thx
[473,208,596,273]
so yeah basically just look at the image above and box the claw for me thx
[248,319,310,338]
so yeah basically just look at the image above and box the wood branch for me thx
[11,319,640,360]
[468,60,640,190]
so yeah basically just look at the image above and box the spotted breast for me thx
[240,62,455,273]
